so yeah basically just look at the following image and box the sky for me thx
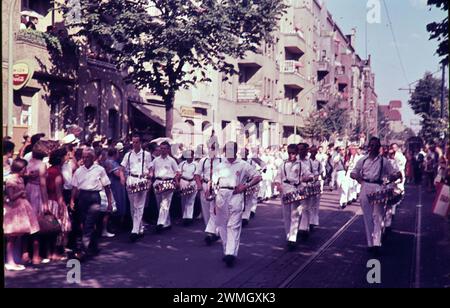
[325,0,447,132]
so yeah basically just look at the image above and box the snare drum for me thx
[127,178,151,194]
[154,179,176,194]
[282,189,307,205]
[367,188,392,206]
[244,183,260,197]
[180,185,197,196]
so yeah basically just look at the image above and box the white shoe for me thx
[102,230,115,238]
[5,264,26,271]
[41,258,51,264]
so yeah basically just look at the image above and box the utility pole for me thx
[7,0,18,137]
[441,63,446,119]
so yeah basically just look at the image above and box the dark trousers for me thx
[77,190,102,252]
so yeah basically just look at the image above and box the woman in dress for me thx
[46,148,72,260]
[103,148,127,231]
[25,146,49,264]
[4,159,40,271]
[3,139,15,180]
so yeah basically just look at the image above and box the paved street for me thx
[5,185,450,288]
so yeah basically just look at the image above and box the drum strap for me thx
[127,150,145,176]
[283,160,301,185]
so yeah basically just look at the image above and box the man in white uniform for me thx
[194,144,222,245]
[242,148,264,226]
[213,142,262,267]
[151,141,180,233]
[345,144,363,204]
[316,146,328,192]
[121,134,153,242]
[178,150,198,225]
[308,146,323,229]
[274,144,312,251]
[351,137,401,255]
[390,143,407,196]
[334,147,348,208]
[297,143,315,239]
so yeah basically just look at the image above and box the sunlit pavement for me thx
[5,185,450,288]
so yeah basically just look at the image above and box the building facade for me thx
[2,0,379,149]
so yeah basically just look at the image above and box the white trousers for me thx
[215,189,244,256]
[154,186,174,227]
[360,183,384,247]
[200,183,218,235]
[336,170,348,205]
[128,190,147,234]
[180,179,197,219]
[310,194,321,226]
[298,198,312,232]
[242,194,257,220]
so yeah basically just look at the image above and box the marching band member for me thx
[178,150,198,226]
[242,148,264,226]
[316,146,328,192]
[151,141,180,233]
[308,146,323,229]
[274,144,303,250]
[297,143,315,239]
[121,134,153,242]
[213,142,262,267]
[345,144,363,204]
[390,143,407,198]
[334,146,348,209]
[194,144,222,245]
[350,137,401,254]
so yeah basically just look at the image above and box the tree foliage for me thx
[408,72,448,144]
[59,0,287,137]
[427,0,449,65]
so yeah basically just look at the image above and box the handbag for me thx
[38,213,62,234]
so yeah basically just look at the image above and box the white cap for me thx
[61,134,79,145]
[115,142,124,152]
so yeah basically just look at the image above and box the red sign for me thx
[12,61,34,90]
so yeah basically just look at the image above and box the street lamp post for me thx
[7,0,18,137]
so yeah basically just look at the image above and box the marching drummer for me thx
[194,144,222,245]
[308,146,323,230]
[274,144,305,250]
[121,134,153,243]
[178,150,198,226]
[297,143,315,239]
[151,141,180,233]
[213,142,262,267]
[242,148,263,227]
[350,137,401,254]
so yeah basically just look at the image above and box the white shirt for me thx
[151,156,179,179]
[351,155,396,182]
[72,163,111,191]
[24,152,32,163]
[275,160,301,185]
[121,149,152,176]
[62,159,75,190]
[195,156,222,181]
[213,159,258,188]
[347,154,363,174]
[179,161,198,181]
[309,159,323,177]
[394,151,407,173]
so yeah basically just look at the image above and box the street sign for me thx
[12,60,34,90]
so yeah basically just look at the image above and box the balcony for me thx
[15,29,76,78]
[238,49,265,68]
[281,60,307,90]
[315,89,330,102]
[282,32,306,56]
[237,84,262,102]
[317,59,331,73]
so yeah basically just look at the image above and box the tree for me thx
[298,112,328,145]
[427,0,448,65]
[323,101,350,141]
[60,0,287,137]
[408,72,448,144]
